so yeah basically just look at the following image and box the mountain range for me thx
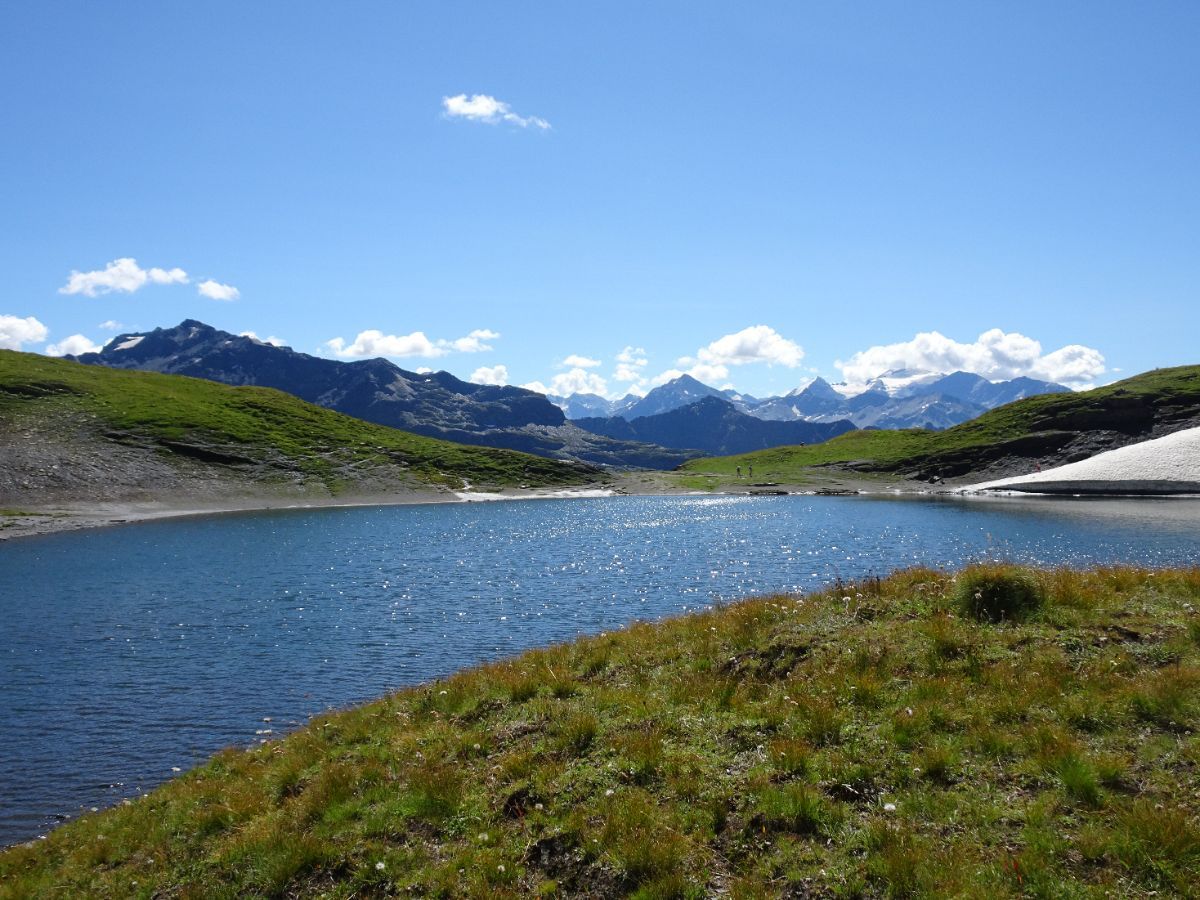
[574,396,854,456]
[554,371,1069,431]
[70,320,1072,469]
[72,321,693,470]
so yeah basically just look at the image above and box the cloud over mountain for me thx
[836,329,1105,388]
[324,327,500,360]
[45,334,102,356]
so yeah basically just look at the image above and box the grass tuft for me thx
[954,564,1046,622]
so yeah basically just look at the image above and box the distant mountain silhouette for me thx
[575,396,854,456]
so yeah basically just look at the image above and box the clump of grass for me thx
[554,711,599,757]
[1099,800,1200,891]
[754,784,841,836]
[767,736,812,777]
[954,564,1046,622]
[1129,664,1199,729]
[1052,751,1103,807]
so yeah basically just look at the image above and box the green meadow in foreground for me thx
[0,350,597,492]
[3,564,1199,898]
[680,365,1200,486]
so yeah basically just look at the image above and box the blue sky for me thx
[2,2,1197,398]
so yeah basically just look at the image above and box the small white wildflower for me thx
[534,802,544,810]
[883,802,897,812]
[375,861,386,871]
[472,743,481,751]
[439,690,448,695]
[497,864,506,873]
[479,832,489,842]
[605,789,615,797]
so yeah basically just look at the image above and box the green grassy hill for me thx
[1,564,1197,897]
[0,350,600,501]
[681,365,1200,486]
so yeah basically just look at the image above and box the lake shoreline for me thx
[0,474,942,541]
[8,468,1200,541]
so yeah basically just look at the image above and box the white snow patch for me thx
[965,427,1200,493]
[113,335,144,351]
[454,488,616,502]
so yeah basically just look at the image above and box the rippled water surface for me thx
[2,493,1198,844]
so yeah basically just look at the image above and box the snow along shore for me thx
[965,426,1200,496]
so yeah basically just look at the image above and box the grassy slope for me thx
[0,350,599,492]
[3,565,1198,898]
[681,365,1200,483]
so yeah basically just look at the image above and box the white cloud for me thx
[835,328,1106,389]
[0,314,49,350]
[444,329,500,353]
[198,279,240,301]
[613,346,649,384]
[98,320,124,331]
[414,367,434,375]
[555,369,608,396]
[240,331,287,347]
[45,334,102,356]
[523,368,609,397]
[695,325,805,369]
[326,330,444,359]
[470,364,509,386]
[442,93,551,129]
[563,354,601,369]
[647,326,805,387]
[59,258,188,296]
[325,326,500,359]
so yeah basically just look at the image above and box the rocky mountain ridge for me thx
[72,322,695,469]
[555,370,1070,431]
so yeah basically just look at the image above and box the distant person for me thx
[736,466,742,478]
[748,465,753,478]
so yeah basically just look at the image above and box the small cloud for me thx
[326,330,443,359]
[98,320,124,331]
[444,329,499,353]
[0,314,49,350]
[525,368,608,397]
[646,326,805,388]
[324,327,500,359]
[442,93,550,129]
[45,333,102,356]
[60,258,188,296]
[562,354,601,369]
[695,325,804,369]
[613,346,649,385]
[470,364,509,386]
[198,279,240,301]
[414,366,434,375]
[239,331,287,347]
[835,328,1106,389]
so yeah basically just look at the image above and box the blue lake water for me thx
[1,493,1198,845]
